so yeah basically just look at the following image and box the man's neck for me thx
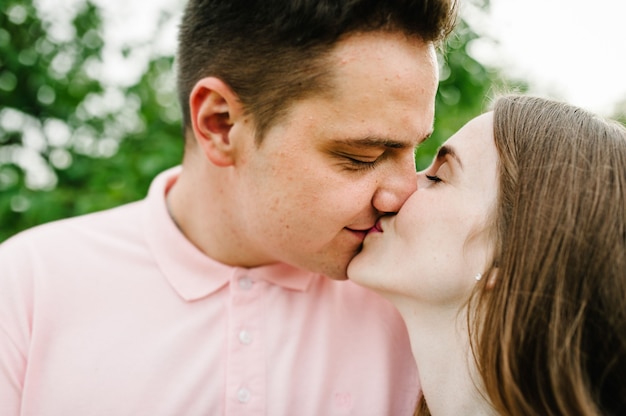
[166,166,272,268]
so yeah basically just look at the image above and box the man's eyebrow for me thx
[436,144,463,169]
[331,132,434,149]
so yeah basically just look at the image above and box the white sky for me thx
[471,0,626,115]
[34,0,626,116]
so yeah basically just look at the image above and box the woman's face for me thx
[348,112,499,308]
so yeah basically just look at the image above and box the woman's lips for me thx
[366,219,383,235]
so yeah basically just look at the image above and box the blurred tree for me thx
[419,0,529,169]
[0,0,182,241]
[0,0,517,241]
[417,16,496,169]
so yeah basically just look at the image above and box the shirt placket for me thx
[224,272,266,415]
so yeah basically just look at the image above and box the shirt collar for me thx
[141,167,316,301]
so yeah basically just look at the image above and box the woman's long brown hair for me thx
[414,95,626,415]
[470,95,626,415]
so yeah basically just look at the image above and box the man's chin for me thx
[298,245,359,281]
[316,258,352,281]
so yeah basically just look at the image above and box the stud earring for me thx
[474,273,482,281]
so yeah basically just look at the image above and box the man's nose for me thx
[371,163,418,214]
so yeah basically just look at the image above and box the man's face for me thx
[232,31,438,279]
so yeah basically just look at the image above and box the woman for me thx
[348,95,626,415]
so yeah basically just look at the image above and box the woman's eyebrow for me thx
[436,145,463,169]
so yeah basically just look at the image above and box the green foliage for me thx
[418,16,528,169]
[417,18,495,169]
[0,1,182,241]
[0,0,511,242]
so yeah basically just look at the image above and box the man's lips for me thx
[346,220,383,240]
[346,228,369,241]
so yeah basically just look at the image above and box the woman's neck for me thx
[396,302,495,415]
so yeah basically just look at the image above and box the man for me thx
[0,1,457,414]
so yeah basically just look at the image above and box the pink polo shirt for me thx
[0,167,418,416]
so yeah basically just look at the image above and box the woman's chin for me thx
[346,253,377,286]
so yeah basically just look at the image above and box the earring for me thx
[474,273,482,281]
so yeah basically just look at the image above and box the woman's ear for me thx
[485,267,498,290]
[189,77,243,167]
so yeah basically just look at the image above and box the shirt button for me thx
[238,329,253,345]
[238,276,253,290]
[237,387,251,403]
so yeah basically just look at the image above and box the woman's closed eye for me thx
[426,174,442,183]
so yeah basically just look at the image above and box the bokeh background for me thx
[1,0,625,241]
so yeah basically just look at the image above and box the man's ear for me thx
[189,77,243,167]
